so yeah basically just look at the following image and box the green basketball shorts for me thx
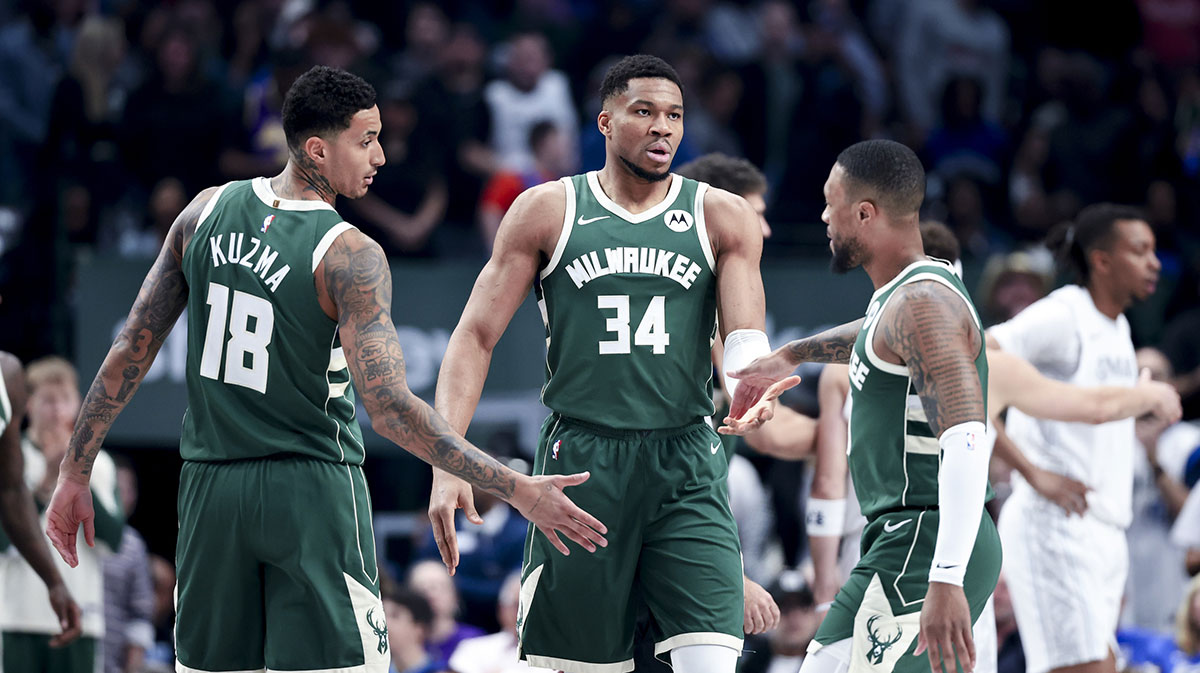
[812,508,1002,673]
[175,457,389,673]
[516,414,745,673]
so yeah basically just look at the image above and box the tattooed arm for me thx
[46,187,215,566]
[875,281,986,673]
[875,282,984,433]
[315,225,605,562]
[785,319,864,366]
[724,318,863,405]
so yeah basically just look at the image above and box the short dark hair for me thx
[281,65,376,155]
[835,140,926,216]
[1046,203,1146,284]
[675,153,767,197]
[919,220,960,263]
[599,55,683,106]
[382,585,434,629]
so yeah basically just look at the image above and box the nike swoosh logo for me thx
[710,442,722,454]
[577,215,609,225]
[935,563,960,570]
[882,518,912,533]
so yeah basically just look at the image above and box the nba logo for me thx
[261,215,275,233]
[551,440,561,460]
[966,433,976,451]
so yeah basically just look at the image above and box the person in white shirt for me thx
[2,357,122,673]
[987,203,1167,673]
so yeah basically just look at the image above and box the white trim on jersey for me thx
[524,655,634,673]
[585,170,682,223]
[0,370,10,433]
[692,182,716,272]
[540,177,576,280]
[251,177,337,212]
[312,222,357,273]
[863,264,983,377]
[196,181,234,228]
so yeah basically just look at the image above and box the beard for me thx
[619,155,671,183]
[830,235,866,274]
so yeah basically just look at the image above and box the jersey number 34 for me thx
[597,295,669,355]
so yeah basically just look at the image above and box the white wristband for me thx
[723,329,771,401]
[929,421,989,586]
[806,498,847,537]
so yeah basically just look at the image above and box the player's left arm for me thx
[706,189,799,429]
[877,280,986,673]
[47,187,215,567]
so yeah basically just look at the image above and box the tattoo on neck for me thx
[295,154,336,202]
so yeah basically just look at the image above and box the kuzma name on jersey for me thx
[205,232,292,293]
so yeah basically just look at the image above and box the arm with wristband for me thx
[808,363,851,612]
[876,280,988,673]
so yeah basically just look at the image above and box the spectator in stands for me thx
[0,0,79,206]
[345,80,447,257]
[448,572,554,673]
[408,560,485,663]
[119,24,230,198]
[389,3,449,89]
[39,14,134,247]
[384,584,449,673]
[484,31,578,175]
[1,357,124,673]
[414,23,494,242]
[478,121,572,250]
[976,251,1053,326]
[895,0,1009,143]
[1127,348,1196,631]
[103,457,155,673]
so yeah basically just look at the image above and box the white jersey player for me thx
[987,204,1166,673]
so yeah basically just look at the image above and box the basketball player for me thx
[43,66,605,673]
[0,352,80,647]
[430,56,789,673]
[987,204,1164,673]
[730,140,1000,673]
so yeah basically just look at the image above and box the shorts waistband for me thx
[550,413,710,439]
[868,504,938,522]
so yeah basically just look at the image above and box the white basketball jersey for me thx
[991,285,1138,528]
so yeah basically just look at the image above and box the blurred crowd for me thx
[2,1,1200,673]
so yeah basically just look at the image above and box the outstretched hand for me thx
[44,477,95,568]
[512,472,608,556]
[720,375,802,435]
[726,348,800,420]
[428,470,484,576]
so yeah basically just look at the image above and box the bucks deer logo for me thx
[865,615,903,664]
[365,607,388,654]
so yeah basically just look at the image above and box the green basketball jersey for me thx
[179,178,364,464]
[535,172,718,429]
[846,259,989,519]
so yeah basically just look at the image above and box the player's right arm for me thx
[808,364,850,611]
[317,218,605,562]
[727,319,864,393]
[0,353,81,644]
[989,349,1181,425]
[429,183,565,573]
[47,186,218,567]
